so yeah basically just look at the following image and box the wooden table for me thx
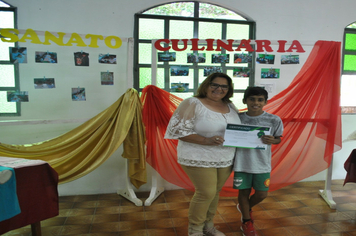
[0,157,59,236]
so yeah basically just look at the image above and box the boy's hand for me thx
[261,135,281,145]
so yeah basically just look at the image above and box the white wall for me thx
[1,0,356,196]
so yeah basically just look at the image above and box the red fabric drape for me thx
[141,40,342,196]
[141,87,195,191]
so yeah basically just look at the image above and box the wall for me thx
[1,0,356,196]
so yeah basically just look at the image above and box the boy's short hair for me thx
[243,86,268,101]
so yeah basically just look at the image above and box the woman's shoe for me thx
[189,232,204,236]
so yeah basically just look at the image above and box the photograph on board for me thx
[261,68,280,78]
[158,52,176,62]
[9,47,27,63]
[98,54,117,64]
[171,83,189,92]
[72,87,86,101]
[170,65,189,76]
[34,78,55,89]
[256,54,275,64]
[7,91,29,102]
[74,52,89,66]
[281,55,300,64]
[187,53,206,63]
[204,66,223,76]
[234,52,252,63]
[35,51,58,63]
[101,72,114,85]
[233,67,250,77]
[212,53,229,63]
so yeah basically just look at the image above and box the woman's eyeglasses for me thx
[210,83,229,91]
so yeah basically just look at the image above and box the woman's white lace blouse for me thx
[164,97,241,168]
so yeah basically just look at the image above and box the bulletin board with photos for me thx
[4,43,124,106]
[153,40,307,109]
[154,42,256,109]
[0,21,130,118]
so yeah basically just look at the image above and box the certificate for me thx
[223,123,270,150]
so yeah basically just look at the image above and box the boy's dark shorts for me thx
[233,172,270,191]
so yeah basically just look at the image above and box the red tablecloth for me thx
[0,158,59,235]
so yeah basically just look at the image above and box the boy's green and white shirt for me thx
[232,111,284,173]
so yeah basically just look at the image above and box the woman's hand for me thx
[204,136,225,146]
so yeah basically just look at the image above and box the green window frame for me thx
[0,0,20,116]
[134,2,256,108]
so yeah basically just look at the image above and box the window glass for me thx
[0,11,15,61]
[170,20,194,39]
[0,41,13,61]
[343,55,356,72]
[229,74,250,90]
[0,1,9,7]
[0,91,16,113]
[199,22,222,39]
[226,24,250,39]
[199,3,246,20]
[341,75,356,106]
[346,22,356,29]
[171,92,194,100]
[156,68,165,88]
[231,93,246,110]
[143,2,246,21]
[139,68,151,89]
[139,43,152,64]
[144,2,195,17]
[0,64,15,86]
[0,4,18,116]
[345,33,356,51]
[0,11,13,27]
[139,18,164,39]
[344,55,356,72]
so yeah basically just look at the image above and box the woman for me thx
[165,73,241,236]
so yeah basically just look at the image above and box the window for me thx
[134,2,255,108]
[0,0,19,116]
[341,22,356,114]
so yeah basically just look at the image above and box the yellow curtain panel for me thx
[0,88,147,189]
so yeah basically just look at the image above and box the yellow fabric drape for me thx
[0,88,147,188]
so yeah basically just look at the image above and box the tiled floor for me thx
[3,179,356,236]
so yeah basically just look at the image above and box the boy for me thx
[233,87,283,236]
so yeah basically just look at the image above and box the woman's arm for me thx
[179,134,224,146]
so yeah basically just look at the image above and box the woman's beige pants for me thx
[181,165,232,234]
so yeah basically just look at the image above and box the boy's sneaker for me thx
[237,204,254,222]
[240,221,258,236]
[203,226,226,236]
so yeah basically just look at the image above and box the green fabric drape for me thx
[0,88,147,188]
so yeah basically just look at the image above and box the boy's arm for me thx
[261,135,281,145]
